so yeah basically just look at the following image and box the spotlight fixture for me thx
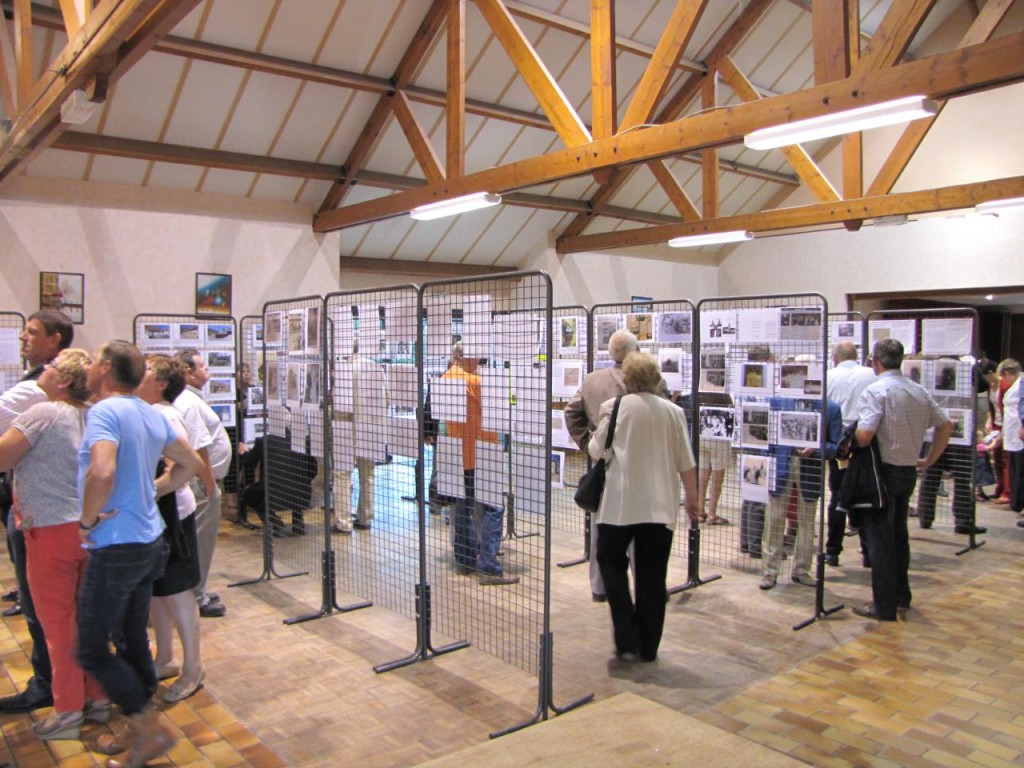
[744,95,938,151]
[60,89,99,126]
[975,196,1024,216]
[410,192,502,221]
[667,230,753,248]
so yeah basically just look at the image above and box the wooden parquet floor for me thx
[1,496,1022,768]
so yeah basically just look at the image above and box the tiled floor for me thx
[1,497,1022,767]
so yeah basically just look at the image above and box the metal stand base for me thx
[557,508,591,568]
[793,552,844,631]
[284,549,371,625]
[374,583,470,673]
[228,525,305,587]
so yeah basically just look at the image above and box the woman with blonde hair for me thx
[589,352,700,663]
[0,348,108,740]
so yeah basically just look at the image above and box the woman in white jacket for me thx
[589,353,700,662]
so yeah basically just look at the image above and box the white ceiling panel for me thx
[317,0,413,77]
[218,72,304,156]
[86,155,150,187]
[198,168,260,197]
[146,162,206,192]
[162,60,249,148]
[249,174,307,203]
[102,53,189,142]
[196,0,280,50]
[25,148,89,181]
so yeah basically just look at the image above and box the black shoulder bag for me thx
[573,396,622,513]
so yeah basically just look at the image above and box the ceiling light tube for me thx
[744,95,938,151]
[667,230,753,248]
[410,192,502,221]
[975,196,1024,216]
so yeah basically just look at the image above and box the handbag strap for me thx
[604,396,623,450]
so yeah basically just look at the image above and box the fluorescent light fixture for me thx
[744,95,938,151]
[975,196,1024,216]
[410,192,501,221]
[985,294,995,301]
[873,214,909,227]
[60,89,99,126]
[667,230,753,248]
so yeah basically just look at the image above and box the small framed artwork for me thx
[195,273,232,317]
[40,272,85,324]
[210,403,236,428]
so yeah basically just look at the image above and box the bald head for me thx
[832,340,858,365]
[608,329,638,364]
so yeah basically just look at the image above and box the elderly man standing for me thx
[565,329,638,603]
[824,340,876,566]
[0,309,73,714]
[77,341,204,766]
[173,349,232,618]
[853,339,953,621]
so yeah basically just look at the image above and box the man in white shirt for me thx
[174,349,232,618]
[824,341,876,566]
[998,360,1023,515]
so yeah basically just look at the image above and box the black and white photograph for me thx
[304,362,322,405]
[658,348,684,391]
[286,361,303,405]
[740,454,771,503]
[206,349,234,373]
[741,404,770,450]
[779,363,808,391]
[701,352,726,370]
[699,367,726,393]
[247,386,265,412]
[932,359,958,394]
[265,362,280,401]
[699,406,735,441]
[902,358,923,385]
[306,305,321,355]
[776,410,820,448]
[242,416,265,445]
[656,311,692,343]
[594,314,623,350]
[947,407,972,446]
[264,312,282,345]
[780,307,823,342]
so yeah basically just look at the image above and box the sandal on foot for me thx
[707,517,731,525]
[163,668,206,703]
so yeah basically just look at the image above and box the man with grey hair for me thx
[565,329,638,602]
[853,338,953,621]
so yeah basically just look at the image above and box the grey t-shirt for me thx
[14,400,88,528]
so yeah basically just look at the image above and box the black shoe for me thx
[851,602,896,621]
[291,524,306,536]
[824,553,839,567]
[919,521,932,529]
[592,592,607,603]
[1017,520,1024,529]
[2,602,22,617]
[954,525,987,535]
[2,589,17,602]
[0,683,53,713]
[353,521,371,531]
[199,600,226,618]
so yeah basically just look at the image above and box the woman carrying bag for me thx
[589,353,701,663]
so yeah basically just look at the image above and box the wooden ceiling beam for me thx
[318,0,448,212]
[0,15,17,114]
[446,0,465,180]
[392,91,444,185]
[867,0,1014,196]
[717,55,840,204]
[312,32,1024,233]
[13,0,31,107]
[841,0,861,203]
[619,0,709,132]
[558,0,775,240]
[0,0,203,188]
[58,0,84,38]
[50,130,683,227]
[589,0,616,141]
[504,0,704,75]
[473,0,591,148]
[648,160,700,220]
[852,0,936,74]
[701,70,717,219]
[556,175,1024,254]
[812,0,851,84]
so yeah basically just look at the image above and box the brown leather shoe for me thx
[106,707,176,768]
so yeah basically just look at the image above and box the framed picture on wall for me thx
[39,272,85,324]
[195,272,232,317]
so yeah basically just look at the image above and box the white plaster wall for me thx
[0,198,340,351]
[718,208,1024,312]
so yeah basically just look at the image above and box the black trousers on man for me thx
[860,464,917,620]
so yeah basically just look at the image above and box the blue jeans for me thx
[77,539,167,715]
[454,470,505,575]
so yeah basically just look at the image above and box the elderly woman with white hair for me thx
[589,352,700,662]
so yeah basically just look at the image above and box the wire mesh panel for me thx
[259,297,327,585]
[235,316,263,496]
[695,295,829,590]
[550,306,589,538]
[866,308,980,536]
[0,312,25,392]
[827,312,867,362]
[584,300,697,580]
[421,272,551,674]
[324,286,420,619]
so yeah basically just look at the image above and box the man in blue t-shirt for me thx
[77,341,204,764]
